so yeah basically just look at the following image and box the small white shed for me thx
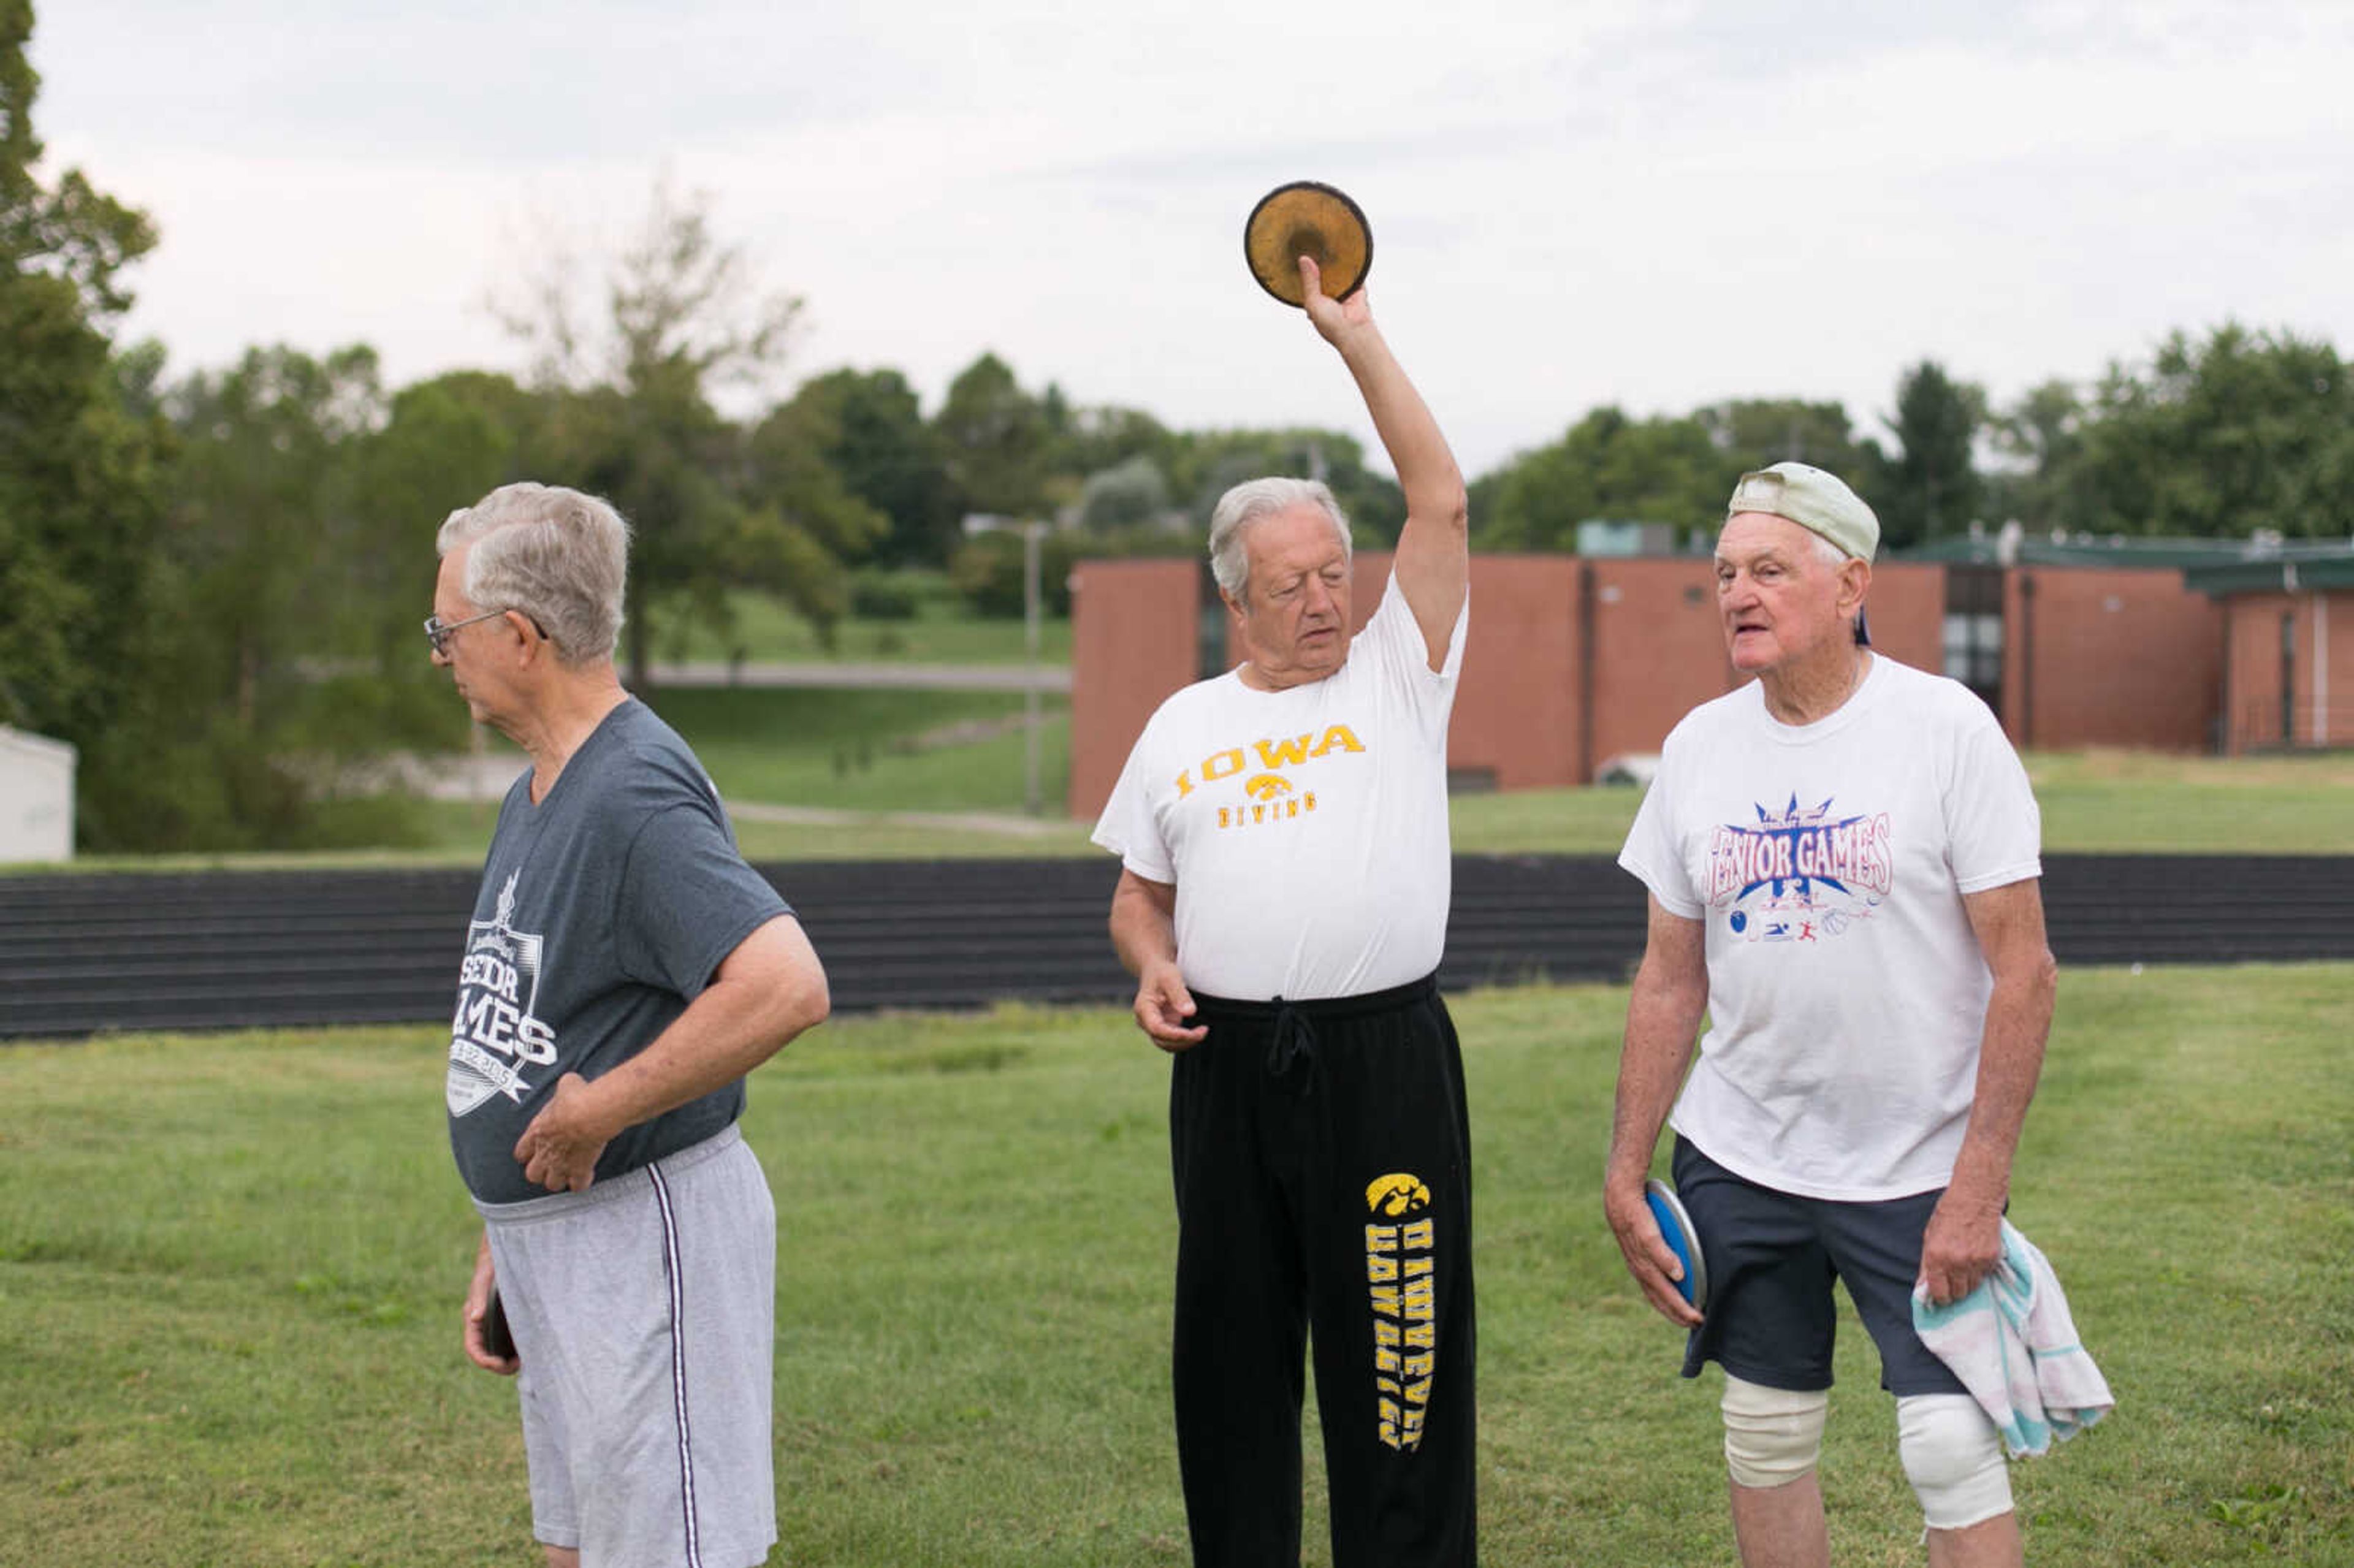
[0,726,76,863]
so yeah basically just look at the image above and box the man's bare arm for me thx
[1602,897,1710,1327]
[512,914,831,1192]
[1297,258,1468,669]
[1919,878,2057,1304]
[1109,868,1206,1051]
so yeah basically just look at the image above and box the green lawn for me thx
[644,687,1072,816]
[660,588,1073,667]
[2,965,2348,1565]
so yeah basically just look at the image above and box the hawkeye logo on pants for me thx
[1365,1172,1438,1452]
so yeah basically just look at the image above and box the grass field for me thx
[26,742,2354,873]
[2,965,2348,1565]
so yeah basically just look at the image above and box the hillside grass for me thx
[1,965,2349,1565]
[661,587,1073,667]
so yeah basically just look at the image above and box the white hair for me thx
[435,483,630,664]
[1807,527,1873,644]
[1206,477,1351,599]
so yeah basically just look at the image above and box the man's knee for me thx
[1721,1375,1828,1489]
[1896,1393,2012,1529]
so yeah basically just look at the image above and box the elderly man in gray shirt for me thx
[432,482,829,1568]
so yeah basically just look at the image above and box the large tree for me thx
[777,367,956,567]
[934,352,1052,520]
[1472,406,1723,551]
[0,0,170,847]
[1986,378,2092,532]
[1698,398,1884,494]
[2073,324,2353,538]
[1878,360,1986,549]
[497,178,818,687]
[740,390,889,647]
[1168,427,1405,544]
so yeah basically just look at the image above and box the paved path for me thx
[643,661,1071,693]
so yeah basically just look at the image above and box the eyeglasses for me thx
[423,607,513,656]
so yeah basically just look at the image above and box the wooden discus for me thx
[1243,180,1373,307]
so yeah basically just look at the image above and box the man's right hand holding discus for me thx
[1606,1175,1705,1330]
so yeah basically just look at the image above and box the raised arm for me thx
[1918,878,2057,1304]
[1298,257,1468,670]
[1602,897,1711,1327]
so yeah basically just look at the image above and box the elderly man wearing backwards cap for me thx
[1602,463,2059,1567]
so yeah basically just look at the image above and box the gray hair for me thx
[1808,526,1872,645]
[436,483,630,664]
[1206,477,1351,599]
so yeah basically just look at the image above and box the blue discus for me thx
[1644,1178,1708,1313]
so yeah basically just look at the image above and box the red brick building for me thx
[1067,541,2349,818]
[2184,554,2354,752]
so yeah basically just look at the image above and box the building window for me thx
[1941,566,2007,714]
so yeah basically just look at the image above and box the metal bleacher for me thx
[1,855,2348,1040]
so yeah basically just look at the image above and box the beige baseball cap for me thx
[1726,462,1880,561]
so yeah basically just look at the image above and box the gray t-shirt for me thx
[444,699,791,1204]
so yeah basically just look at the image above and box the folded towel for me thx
[1911,1219,2114,1458]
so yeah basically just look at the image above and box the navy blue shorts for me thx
[1672,1136,1968,1397]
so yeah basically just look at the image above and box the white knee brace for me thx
[1721,1376,1829,1490]
[1897,1394,2013,1530]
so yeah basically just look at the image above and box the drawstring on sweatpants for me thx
[1265,1002,1317,1094]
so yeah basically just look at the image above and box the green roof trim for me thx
[1899,533,2354,577]
[2181,557,2354,595]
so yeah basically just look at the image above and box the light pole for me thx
[962,513,1050,816]
[1021,519,1043,817]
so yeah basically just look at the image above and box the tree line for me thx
[4,3,2350,852]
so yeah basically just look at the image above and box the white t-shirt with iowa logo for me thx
[1618,654,2043,1202]
[1092,571,1467,1002]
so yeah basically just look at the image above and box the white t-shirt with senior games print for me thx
[1618,655,2043,1203]
[1092,572,1468,1002]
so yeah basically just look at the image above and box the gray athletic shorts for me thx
[478,1124,778,1568]
[1671,1135,1970,1398]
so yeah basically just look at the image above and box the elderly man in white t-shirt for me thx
[1605,463,2059,1568]
[1091,256,1473,1568]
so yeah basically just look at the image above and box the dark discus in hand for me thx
[1243,180,1373,307]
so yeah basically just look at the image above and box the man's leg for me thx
[1929,1511,2024,1568]
[1727,1475,1829,1568]
[1171,1026,1308,1567]
[1670,1143,1842,1568]
[1823,1192,2020,1568]
[543,1550,579,1568]
[1308,990,1476,1568]
[1722,1376,1829,1568]
[1900,1395,2017,1567]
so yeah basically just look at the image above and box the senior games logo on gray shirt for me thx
[446,872,558,1116]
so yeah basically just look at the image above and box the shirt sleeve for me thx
[614,801,794,999]
[1944,704,2044,894]
[1091,725,1176,884]
[1357,569,1468,744]
[1617,737,1705,918]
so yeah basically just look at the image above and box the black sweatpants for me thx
[1170,973,1477,1568]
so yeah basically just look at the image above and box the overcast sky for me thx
[30,1,2354,478]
